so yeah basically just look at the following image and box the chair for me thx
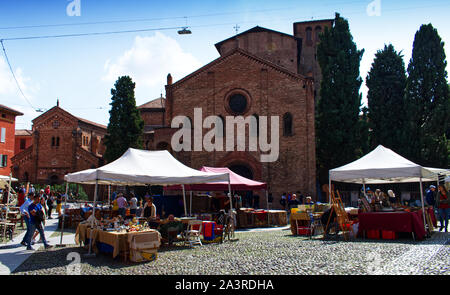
[294,212,322,239]
[184,220,203,247]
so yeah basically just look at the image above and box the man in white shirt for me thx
[20,192,35,247]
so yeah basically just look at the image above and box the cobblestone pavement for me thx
[12,228,449,275]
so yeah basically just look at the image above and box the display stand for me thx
[324,190,352,240]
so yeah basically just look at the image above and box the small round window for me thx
[228,93,248,114]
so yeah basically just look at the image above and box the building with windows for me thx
[15,129,33,156]
[140,19,333,205]
[0,105,23,176]
[11,101,107,185]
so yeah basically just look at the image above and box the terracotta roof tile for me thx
[138,97,165,109]
[0,104,23,116]
[15,129,32,136]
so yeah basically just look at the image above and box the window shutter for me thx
[0,128,5,143]
[0,155,6,167]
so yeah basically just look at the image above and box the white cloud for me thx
[0,56,40,130]
[102,32,202,101]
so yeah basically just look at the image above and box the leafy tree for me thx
[404,24,449,167]
[316,13,365,182]
[104,76,144,163]
[366,44,407,153]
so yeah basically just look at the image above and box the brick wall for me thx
[165,50,316,208]
[0,111,18,176]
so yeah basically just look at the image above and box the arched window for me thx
[306,27,312,43]
[283,113,293,136]
[315,26,322,42]
[51,137,55,147]
[56,137,60,147]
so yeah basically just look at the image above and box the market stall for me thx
[165,167,286,228]
[75,221,161,262]
[329,145,449,240]
[64,148,231,259]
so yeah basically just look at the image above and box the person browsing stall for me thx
[436,185,450,232]
[141,197,157,219]
[116,193,128,219]
[304,196,314,205]
[129,193,138,216]
[387,190,397,205]
[426,185,437,207]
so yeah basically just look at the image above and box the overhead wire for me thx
[0,0,448,112]
[0,39,37,111]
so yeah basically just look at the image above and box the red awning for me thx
[164,166,267,191]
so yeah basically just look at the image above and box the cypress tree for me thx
[404,24,449,167]
[104,76,144,163]
[366,44,407,153]
[316,13,365,182]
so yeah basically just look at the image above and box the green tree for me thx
[366,44,407,152]
[104,76,144,163]
[316,13,365,182]
[404,24,449,167]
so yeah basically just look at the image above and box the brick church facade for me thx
[142,19,334,206]
[11,102,107,185]
[10,18,332,206]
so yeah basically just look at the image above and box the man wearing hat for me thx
[426,185,437,207]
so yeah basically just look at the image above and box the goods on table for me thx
[236,208,287,228]
[76,218,161,262]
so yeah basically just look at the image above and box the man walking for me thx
[19,192,34,247]
[26,195,52,250]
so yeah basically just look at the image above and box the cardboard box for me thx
[128,231,161,250]
[130,248,158,262]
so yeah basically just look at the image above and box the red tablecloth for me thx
[358,210,427,240]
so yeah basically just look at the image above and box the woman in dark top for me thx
[436,185,450,232]
[142,197,156,219]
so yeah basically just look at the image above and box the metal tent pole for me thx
[57,182,69,247]
[108,185,111,208]
[227,176,232,212]
[189,190,193,217]
[328,172,332,203]
[419,177,427,236]
[266,189,270,227]
[182,184,187,217]
[85,179,98,257]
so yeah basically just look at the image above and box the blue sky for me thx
[0,0,449,130]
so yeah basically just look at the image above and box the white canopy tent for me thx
[62,148,231,252]
[329,145,450,235]
[0,174,18,188]
[64,148,231,212]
